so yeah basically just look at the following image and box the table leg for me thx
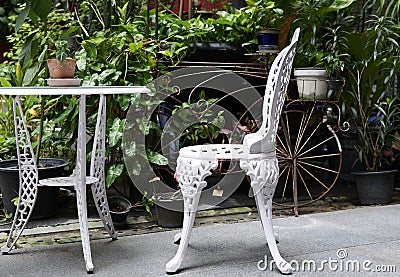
[90,94,117,240]
[1,96,38,254]
[75,95,94,273]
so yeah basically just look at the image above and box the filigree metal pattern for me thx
[240,158,279,198]
[90,94,116,239]
[166,28,300,275]
[1,96,38,253]
[176,156,218,202]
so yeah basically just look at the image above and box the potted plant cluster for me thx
[341,14,400,204]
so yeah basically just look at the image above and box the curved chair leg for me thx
[256,195,292,274]
[166,157,218,273]
[166,193,200,273]
[252,187,279,244]
[173,232,182,244]
[241,158,292,274]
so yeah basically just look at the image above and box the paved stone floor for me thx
[0,183,399,250]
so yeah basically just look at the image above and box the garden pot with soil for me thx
[0,158,68,219]
[108,196,132,227]
[154,191,184,228]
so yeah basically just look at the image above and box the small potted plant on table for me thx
[47,40,80,86]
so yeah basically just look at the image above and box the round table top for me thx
[0,86,150,95]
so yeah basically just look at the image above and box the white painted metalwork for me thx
[0,86,148,273]
[166,28,300,275]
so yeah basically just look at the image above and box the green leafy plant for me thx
[342,15,400,172]
[245,0,284,29]
[54,40,72,62]
[170,90,226,147]
[291,0,357,68]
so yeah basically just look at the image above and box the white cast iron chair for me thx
[1,94,117,273]
[166,28,300,275]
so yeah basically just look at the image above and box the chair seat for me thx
[39,176,98,187]
[179,143,276,160]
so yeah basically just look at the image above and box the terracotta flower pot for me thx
[47,58,76,79]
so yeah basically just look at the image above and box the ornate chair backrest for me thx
[248,28,300,153]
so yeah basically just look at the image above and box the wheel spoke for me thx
[298,159,338,174]
[297,162,329,190]
[296,165,314,200]
[275,107,341,210]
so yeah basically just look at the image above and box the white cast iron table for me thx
[0,86,149,273]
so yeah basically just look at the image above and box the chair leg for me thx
[253,187,279,243]
[255,195,292,274]
[173,232,182,244]
[76,183,94,273]
[91,183,117,240]
[166,191,200,273]
[166,157,218,273]
[241,158,292,274]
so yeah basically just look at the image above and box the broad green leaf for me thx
[18,34,35,69]
[106,163,124,187]
[22,64,40,86]
[31,0,52,20]
[15,4,30,33]
[108,118,125,148]
[325,0,357,12]
[0,77,12,87]
[75,51,87,71]
[146,150,168,165]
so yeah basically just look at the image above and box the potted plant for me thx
[342,14,400,204]
[47,40,78,82]
[291,0,356,99]
[153,91,227,227]
[245,0,284,51]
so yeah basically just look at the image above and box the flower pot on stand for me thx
[257,28,280,51]
[352,170,397,205]
[0,158,68,219]
[46,58,81,87]
[294,67,328,100]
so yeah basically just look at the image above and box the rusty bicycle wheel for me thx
[275,104,342,215]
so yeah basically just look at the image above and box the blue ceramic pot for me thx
[257,29,280,50]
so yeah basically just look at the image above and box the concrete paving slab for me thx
[0,204,399,276]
